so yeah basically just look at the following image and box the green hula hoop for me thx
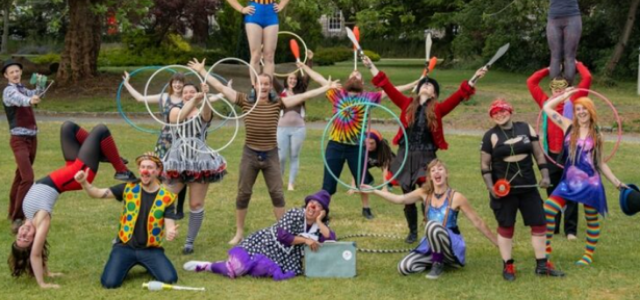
[321,102,408,191]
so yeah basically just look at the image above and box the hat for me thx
[367,129,383,143]
[2,59,23,74]
[416,77,440,98]
[135,152,163,173]
[488,99,513,117]
[305,190,331,214]
[619,184,640,216]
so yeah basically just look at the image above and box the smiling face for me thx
[15,220,35,248]
[182,85,198,101]
[419,82,435,98]
[305,200,325,221]
[171,79,184,95]
[428,162,448,187]
[257,74,272,101]
[574,104,591,126]
[4,65,22,84]
[286,73,298,89]
[138,159,160,186]
[491,109,512,126]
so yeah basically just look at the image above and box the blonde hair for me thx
[421,159,449,196]
[568,97,602,167]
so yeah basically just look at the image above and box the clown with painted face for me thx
[480,99,563,281]
[542,89,627,271]
[363,55,487,244]
[75,152,180,289]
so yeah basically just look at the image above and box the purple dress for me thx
[551,135,607,215]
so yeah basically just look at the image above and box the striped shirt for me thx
[237,93,284,151]
[252,0,275,4]
[22,183,60,220]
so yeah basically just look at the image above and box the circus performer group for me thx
[4,0,638,289]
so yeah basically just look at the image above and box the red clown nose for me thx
[141,170,150,176]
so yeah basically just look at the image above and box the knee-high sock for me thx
[185,208,205,246]
[577,205,600,265]
[100,135,127,172]
[210,261,230,277]
[544,197,566,257]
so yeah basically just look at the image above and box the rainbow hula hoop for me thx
[321,102,408,191]
[535,88,622,168]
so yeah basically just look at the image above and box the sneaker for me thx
[182,244,194,255]
[503,260,516,281]
[405,232,418,244]
[535,261,565,277]
[114,170,137,182]
[567,234,577,241]
[362,208,374,220]
[184,261,210,272]
[426,262,444,280]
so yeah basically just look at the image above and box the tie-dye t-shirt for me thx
[326,89,382,145]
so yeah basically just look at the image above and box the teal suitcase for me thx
[304,241,357,278]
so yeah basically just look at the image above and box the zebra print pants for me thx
[397,221,460,275]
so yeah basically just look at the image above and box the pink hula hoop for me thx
[535,88,622,169]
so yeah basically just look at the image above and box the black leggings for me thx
[547,15,582,85]
[60,121,112,172]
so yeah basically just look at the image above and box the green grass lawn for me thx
[25,59,640,132]
[1,122,639,299]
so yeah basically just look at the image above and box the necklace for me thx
[433,188,448,199]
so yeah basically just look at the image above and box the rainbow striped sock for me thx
[544,198,565,257]
[577,206,600,266]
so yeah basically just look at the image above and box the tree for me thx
[0,0,10,54]
[604,0,640,76]
[149,0,221,45]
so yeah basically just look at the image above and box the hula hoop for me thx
[321,102,408,191]
[337,233,413,253]
[204,57,262,120]
[117,66,176,134]
[535,88,622,168]
[157,71,234,133]
[260,31,309,77]
[176,95,239,154]
[143,65,205,128]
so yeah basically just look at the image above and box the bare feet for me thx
[287,184,295,191]
[228,234,243,245]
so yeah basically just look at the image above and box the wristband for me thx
[481,169,492,175]
[537,163,548,170]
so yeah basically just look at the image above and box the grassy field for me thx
[27,59,640,132]
[1,122,639,299]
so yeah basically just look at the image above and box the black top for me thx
[481,122,539,193]
[549,0,580,18]
[110,183,177,249]
[405,103,436,152]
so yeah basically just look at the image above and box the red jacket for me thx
[526,62,591,153]
[371,72,475,150]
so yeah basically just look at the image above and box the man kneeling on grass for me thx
[75,152,179,288]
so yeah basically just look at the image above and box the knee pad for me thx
[531,225,546,236]
[497,226,515,239]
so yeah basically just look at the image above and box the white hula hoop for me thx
[204,57,262,120]
[176,94,239,155]
[143,65,205,127]
[260,31,309,77]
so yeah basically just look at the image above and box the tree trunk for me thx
[1,2,9,54]
[604,0,640,76]
[56,0,103,85]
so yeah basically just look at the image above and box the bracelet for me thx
[537,163,548,170]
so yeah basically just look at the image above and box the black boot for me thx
[114,170,137,182]
[535,258,565,277]
[404,204,418,244]
[503,259,516,281]
[175,186,187,220]
[362,207,374,220]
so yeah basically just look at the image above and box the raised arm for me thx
[188,58,238,103]
[297,61,329,86]
[456,194,498,246]
[526,66,550,108]
[169,92,205,123]
[281,77,340,108]
[572,61,592,99]
[75,169,116,199]
[361,185,423,205]
[122,71,163,103]
[543,89,575,131]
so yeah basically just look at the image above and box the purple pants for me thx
[208,247,296,281]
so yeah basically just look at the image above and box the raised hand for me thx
[188,58,206,74]
[74,168,90,184]
[123,71,130,82]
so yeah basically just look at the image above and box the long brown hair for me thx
[8,240,49,277]
[405,97,437,131]
[421,159,448,196]
[167,73,185,96]
[568,97,602,167]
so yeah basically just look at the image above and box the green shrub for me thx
[165,34,192,52]
[314,47,353,66]
[31,53,61,64]
[98,47,225,67]
[363,50,380,61]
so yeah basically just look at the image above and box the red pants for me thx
[9,135,37,221]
